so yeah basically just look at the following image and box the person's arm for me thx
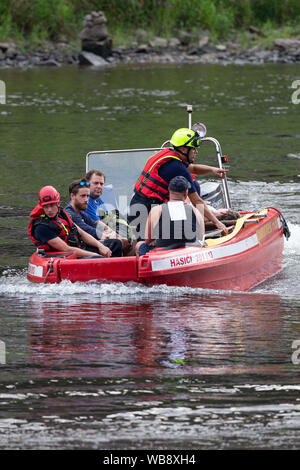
[97,220,120,241]
[192,206,205,241]
[188,163,227,179]
[76,225,112,257]
[145,206,162,244]
[188,191,228,234]
[47,236,102,258]
[33,223,104,257]
[65,209,99,239]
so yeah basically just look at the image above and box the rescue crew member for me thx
[64,179,123,257]
[128,127,228,240]
[28,185,113,258]
[136,176,205,257]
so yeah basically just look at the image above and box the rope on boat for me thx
[205,212,258,246]
[266,207,291,240]
[43,257,54,283]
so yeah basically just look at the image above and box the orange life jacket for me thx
[134,148,186,202]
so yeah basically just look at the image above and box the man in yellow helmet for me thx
[128,128,228,240]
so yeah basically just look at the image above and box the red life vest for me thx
[134,148,186,202]
[28,207,82,251]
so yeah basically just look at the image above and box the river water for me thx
[0,63,300,450]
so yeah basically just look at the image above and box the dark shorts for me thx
[128,192,161,241]
[138,242,155,257]
[85,238,123,257]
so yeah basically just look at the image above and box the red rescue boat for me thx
[27,207,289,292]
[27,108,290,291]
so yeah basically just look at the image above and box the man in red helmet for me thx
[28,185,116,258]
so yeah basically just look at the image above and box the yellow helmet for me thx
[170,128,200,148]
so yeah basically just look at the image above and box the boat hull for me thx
[27,208,285,292]
[138,228,283,291]
[27,253,139,284]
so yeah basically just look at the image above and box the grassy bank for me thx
[0,0,300,49]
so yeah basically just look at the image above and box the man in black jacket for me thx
[64,179,123,257]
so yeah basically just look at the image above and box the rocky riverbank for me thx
[110,36,300,66]
[1,10,300,70]
[1,37,300,69]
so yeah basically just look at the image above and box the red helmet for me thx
[38,186,60,206]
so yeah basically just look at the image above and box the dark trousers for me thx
[127,192,161,241]
[84,238,123,257]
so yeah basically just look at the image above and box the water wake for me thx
[1,223,299,300]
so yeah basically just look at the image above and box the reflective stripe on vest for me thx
[28,209,81,251]
[135,148,184,202]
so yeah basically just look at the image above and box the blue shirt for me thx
[33,224,58,244]
[158,159,198,195]
[84,196,108,222]
[64,202,104,239]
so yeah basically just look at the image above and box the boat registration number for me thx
[151,234,259,272]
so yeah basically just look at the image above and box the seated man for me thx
[84,169,134,254]
[136,176,204,258]
[28,185,118,258]
[64,179,123,258]
[84,169,107,221]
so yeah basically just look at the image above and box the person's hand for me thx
[211,208,228,217]
[98,243,112,257]
[216,220,228,235]
[101,231,111,240]
[101,227,117,240]
[212,167,228,179]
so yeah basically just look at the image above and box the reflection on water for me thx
[0,285,299,449]
[26,293,293,377]
[0,222,299,449]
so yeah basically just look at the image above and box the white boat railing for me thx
[186,104,231,209]
[200,136,231,209]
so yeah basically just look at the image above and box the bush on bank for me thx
[0,0,300,47]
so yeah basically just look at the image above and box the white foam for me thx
[283,223,300,256]
[0,269,199,300]
[1,224,299,300]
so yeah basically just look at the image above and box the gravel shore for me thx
[1,36,300,68]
